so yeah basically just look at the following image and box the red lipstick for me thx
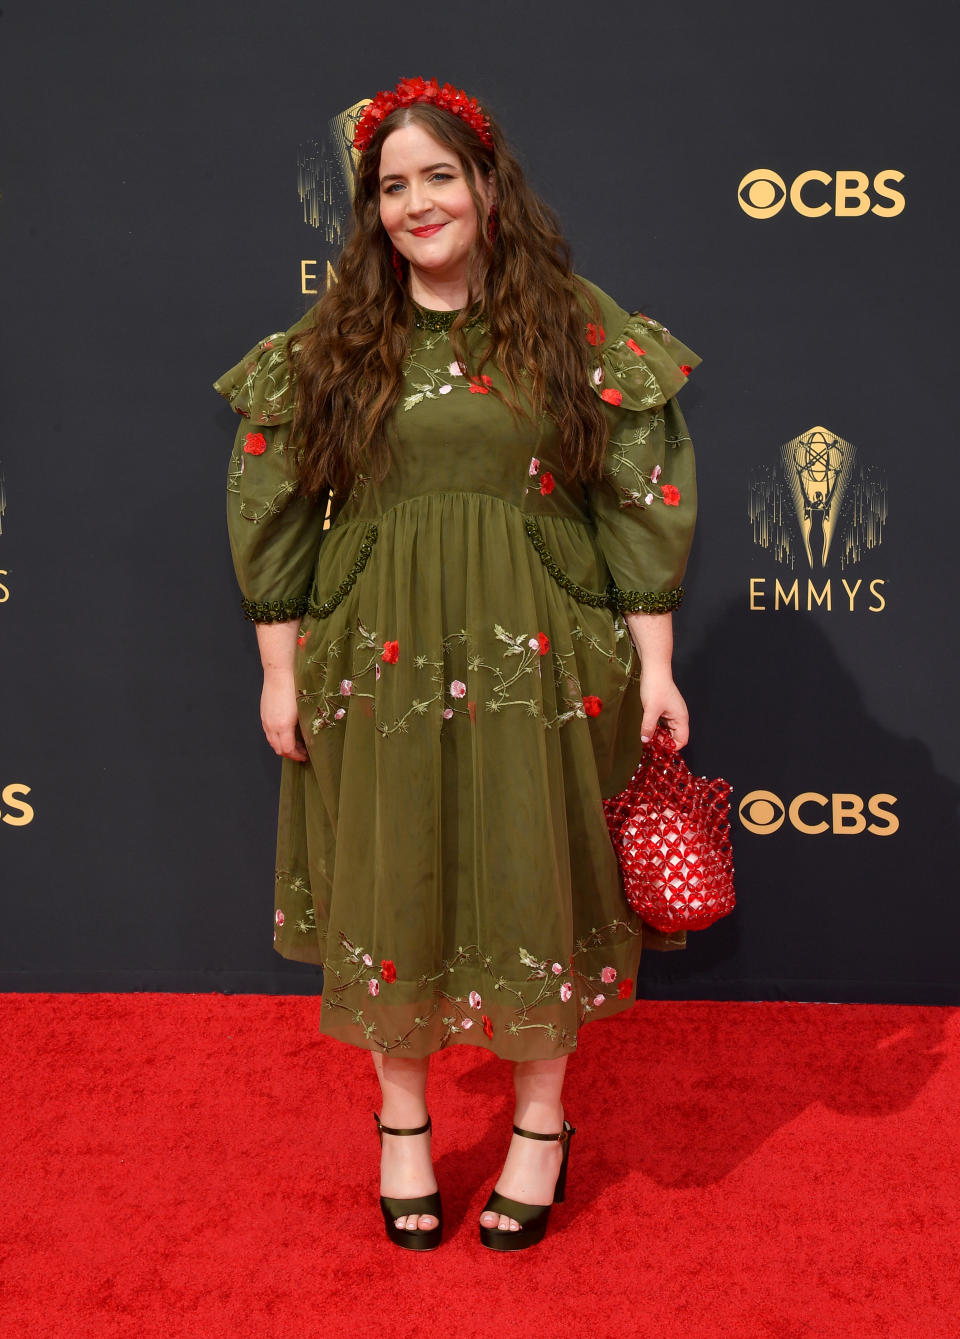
[410,224,445,237]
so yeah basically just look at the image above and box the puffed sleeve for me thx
[212,316,330,623]
[578,278,701,613]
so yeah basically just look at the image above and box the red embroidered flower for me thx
[679,364,692,376]
[469,374,493,394]
[586,322,606,346]
[539,472,555,495]
[468,700,477,723]
[263,339,274,349]
[380,959,397,983]
[297,634,308,647]
[582,695,603,717]
[626,338,646,356]
[617,979,634,1000]
[382,640,400,663]
[481,1013,494,1038]
[243,432,267,455]
[537,632,550,656]
[661,484,681,506]
[600,388,623,407]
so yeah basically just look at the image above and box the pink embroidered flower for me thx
[368,979,380,996]
[592,993,606,1007]
[448,361,464,377]
[380,959,397,983]
[601,966,617,983]
[469,990,482,1009]
[560,982,573,1002]
[442,707,454,719]
[600,388,623,407]
[680,364,692,376]
[450,680,467,698]
[539,472,555,495]
[529,456,540,475]
[661,484,681,506]
[551,962,563,975]
[528,637,540,651]
[644,492,654,505]
[243,431,267,455]
[334,707,346,720]
[626,338,647,356]
[339,679,353,696]
[593,366,604,385]
[460,1017,473,1029]
[651,464,662,482]
[617,978,634,1000]
[537,632,550,656]
[586,322,606,346]
[582,695,603,717]
[362,953,373,966]
[382,640,399,664]
[375,664,381,680]
[481,1014,494,1038]
[438,384,452,394]
[275,909,285,926]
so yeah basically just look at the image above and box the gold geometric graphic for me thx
[297,99,370,238]
[748,425,886,571]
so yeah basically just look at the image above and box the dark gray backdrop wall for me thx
[2,0,957,1001]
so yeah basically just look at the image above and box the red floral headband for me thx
[351,76,494,155]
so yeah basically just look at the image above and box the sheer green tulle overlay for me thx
[213,278,700,1058]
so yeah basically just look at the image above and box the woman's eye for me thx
[383,182,404,194]
[430,172,453,183]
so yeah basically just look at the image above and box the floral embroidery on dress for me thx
[400,337,496,411]
[314,921,642,1052]
[603,408,685,511]
[298,616,637,737]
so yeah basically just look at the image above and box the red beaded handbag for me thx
[602,726,736,933]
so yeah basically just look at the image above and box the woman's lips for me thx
[410,223,446,237]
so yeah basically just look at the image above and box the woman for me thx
[213,76,700,1252]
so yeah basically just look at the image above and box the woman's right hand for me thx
[260,671,308,762]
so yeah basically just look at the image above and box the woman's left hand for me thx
[638,669,689,749]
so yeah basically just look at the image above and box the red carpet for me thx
[1,994,957,1339]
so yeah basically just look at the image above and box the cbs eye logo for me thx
[737,169,905,219]
[738,790,898,836]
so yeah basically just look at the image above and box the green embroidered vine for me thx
[306,523,379,618]
[316,920,641,1053]
[241,595,309,624]
[522,517,618,610]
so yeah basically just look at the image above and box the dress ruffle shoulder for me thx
[575,276,702,412]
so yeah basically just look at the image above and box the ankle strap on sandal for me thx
[374,1111,432,1136]
[512,1120,574,1142]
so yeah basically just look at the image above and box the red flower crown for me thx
[351,76,494,155]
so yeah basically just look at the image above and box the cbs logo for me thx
[1,783,33,827]
[739,790,898,836]
[737,169,905,219]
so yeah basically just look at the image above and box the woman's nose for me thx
[405,184,432,216]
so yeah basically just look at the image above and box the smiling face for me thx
[378,122,494,302]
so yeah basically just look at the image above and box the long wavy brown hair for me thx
[289,97,610,498]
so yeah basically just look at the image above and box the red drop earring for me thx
[486,204,499,245]
[391,245,405,283]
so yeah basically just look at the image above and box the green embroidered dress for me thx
[213,278,700,1059]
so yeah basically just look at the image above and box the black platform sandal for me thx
[374,1111,443,1252]
[478,1119,576,1252]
